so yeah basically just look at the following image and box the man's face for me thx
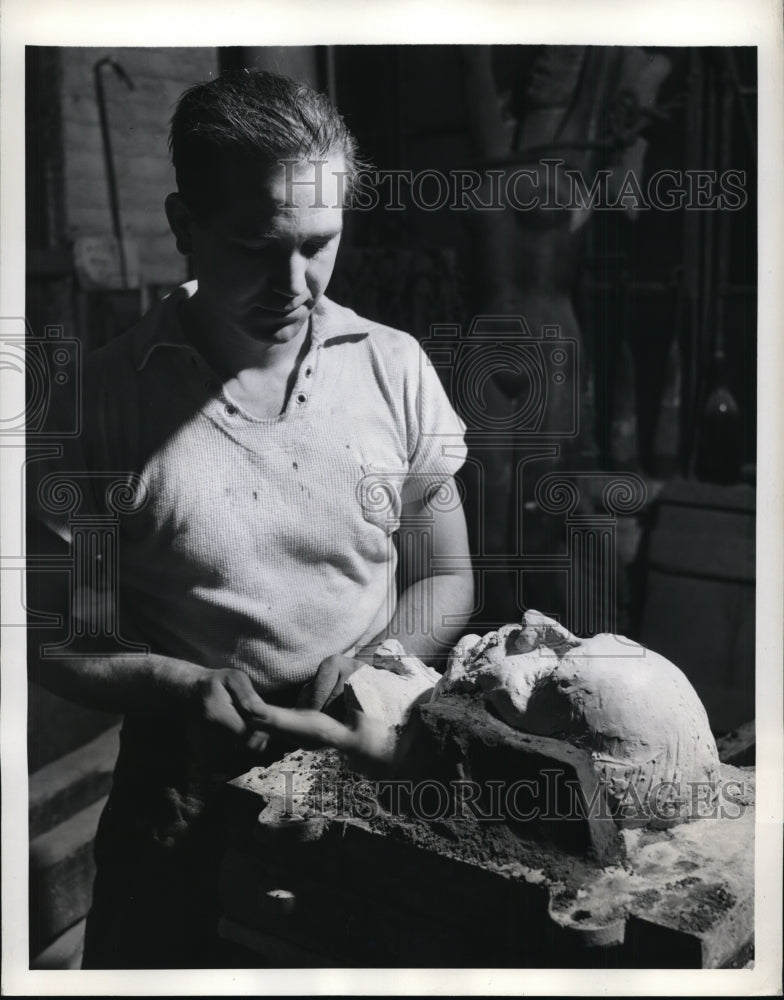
[184,155,346,345]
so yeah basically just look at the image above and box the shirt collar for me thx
[131,281,370,372]
[311,294,371,344]
[131,281,196,371]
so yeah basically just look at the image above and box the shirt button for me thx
[304,367,313,378]
[296,392,308,404]
[225,404,238,415]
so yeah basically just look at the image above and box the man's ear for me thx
[165,193,196,256]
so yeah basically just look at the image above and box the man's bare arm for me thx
[26,562,273,747]
[365,480,474,664]
[301,478,474,708]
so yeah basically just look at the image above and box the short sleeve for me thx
[401,341,468,506]
[25,341,133,548]
[26,379,100,548]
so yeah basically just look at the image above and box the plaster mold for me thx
[433,611,721,822]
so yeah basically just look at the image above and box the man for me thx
[28,69,473,968]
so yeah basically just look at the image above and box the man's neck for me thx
[179,293,311,380]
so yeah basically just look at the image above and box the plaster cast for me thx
[434,611,721,820]
[344,638,441,733]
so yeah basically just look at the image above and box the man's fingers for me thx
[196,669,270,744]
[304,655,365,711]
[199,682,246,736]
[295,678,315,709]
[223,670,270,721]
[246,729,270,754]
[249,703,355,751]
[304,659,341,711]
[197,665,385,761]
[322,675,347,710]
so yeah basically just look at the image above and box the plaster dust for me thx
[232,747,754,962]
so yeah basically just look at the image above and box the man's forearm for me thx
[28,637,210,718]
[357,572,474,669]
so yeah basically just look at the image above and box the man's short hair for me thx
[169,68,363,220]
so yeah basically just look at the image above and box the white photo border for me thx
[2,0,782,995]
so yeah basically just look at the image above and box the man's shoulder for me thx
[85,283,189,381]
[316,296,421,359]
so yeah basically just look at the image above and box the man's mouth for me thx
[253,300,309,316]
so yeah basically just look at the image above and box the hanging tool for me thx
[93,56,135,288]
[693,53,743,484]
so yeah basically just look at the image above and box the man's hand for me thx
[296,654,366,711]
[190,667,274,753]
[246,704,394,774]
[191,670,393,772]
[191,664,385,762]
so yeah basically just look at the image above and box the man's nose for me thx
[269,252,308,299]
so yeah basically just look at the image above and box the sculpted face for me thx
[434,611,721,822]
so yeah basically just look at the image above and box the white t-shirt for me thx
[32,282,467,695]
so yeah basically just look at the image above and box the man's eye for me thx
[240,243,272,256]
[302,241,331,258]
